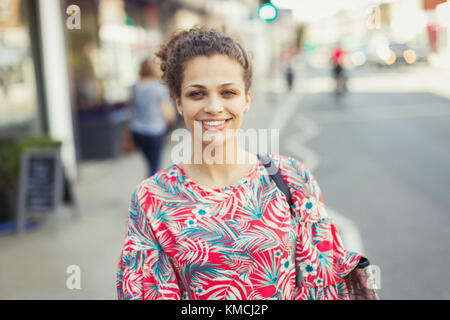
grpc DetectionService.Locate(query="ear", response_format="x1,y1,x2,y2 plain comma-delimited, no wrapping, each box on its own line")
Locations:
175,97,183,115
244,90,252,113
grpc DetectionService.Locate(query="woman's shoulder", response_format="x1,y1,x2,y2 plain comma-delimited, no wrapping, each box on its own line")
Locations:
133,164,179,201
266,153,309,174
266,153,318,195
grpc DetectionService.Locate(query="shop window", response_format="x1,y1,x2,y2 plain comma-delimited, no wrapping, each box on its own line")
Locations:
0,0,40,138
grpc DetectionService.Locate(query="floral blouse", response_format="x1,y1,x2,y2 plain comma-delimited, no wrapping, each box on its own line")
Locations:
116,154,362,300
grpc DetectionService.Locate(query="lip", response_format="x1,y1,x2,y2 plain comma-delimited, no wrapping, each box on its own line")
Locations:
196,118,231,131
197,118,231,121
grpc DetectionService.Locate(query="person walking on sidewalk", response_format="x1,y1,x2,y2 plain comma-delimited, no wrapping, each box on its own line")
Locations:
331,44,347,96
117,27,373,300
285,62,295,91
130,58,176,178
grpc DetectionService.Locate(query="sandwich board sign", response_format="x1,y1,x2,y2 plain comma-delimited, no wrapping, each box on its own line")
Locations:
16,149,64,234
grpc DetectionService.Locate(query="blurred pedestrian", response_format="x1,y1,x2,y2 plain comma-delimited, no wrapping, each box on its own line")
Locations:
130,58,176,178
285,63,295,91
117,27,374,301
331,44,347,95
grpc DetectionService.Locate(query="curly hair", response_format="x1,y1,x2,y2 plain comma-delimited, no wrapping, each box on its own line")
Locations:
155,27,253,100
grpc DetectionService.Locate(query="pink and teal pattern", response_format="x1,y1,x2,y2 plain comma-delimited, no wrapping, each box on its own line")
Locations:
117,154,362,300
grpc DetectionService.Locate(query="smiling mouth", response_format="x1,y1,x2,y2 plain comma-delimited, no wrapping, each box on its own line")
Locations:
196,119,231,131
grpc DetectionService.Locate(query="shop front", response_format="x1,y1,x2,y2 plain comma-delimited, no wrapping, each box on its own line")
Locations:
0,0,46,224
65,0,169,160
0,0,77,229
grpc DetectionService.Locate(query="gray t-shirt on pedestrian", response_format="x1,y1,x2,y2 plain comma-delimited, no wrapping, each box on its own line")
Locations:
131,79,169,135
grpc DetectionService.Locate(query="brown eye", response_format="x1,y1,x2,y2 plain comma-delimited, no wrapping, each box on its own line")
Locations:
222,90,237,96
188,91,204,98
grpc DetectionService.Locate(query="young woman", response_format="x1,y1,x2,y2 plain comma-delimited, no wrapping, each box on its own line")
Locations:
117,27,366,300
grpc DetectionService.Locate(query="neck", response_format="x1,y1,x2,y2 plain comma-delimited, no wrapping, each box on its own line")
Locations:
182,136,258,187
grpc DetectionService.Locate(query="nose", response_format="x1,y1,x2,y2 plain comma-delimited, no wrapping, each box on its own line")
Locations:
203,93,224,114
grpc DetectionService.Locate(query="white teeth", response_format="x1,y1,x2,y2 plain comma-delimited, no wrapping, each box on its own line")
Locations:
202,120,226,126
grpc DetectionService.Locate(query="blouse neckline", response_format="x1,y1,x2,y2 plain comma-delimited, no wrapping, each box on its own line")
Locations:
175,161,262,193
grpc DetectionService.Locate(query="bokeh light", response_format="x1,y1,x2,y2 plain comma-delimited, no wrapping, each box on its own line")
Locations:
351,51,367,67
385,50,397,65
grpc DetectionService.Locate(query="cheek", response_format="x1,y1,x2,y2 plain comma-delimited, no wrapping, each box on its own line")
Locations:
180,100,200,120
227,97,247,113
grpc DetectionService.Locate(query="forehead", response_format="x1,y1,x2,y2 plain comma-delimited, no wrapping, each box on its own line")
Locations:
182,54,244,88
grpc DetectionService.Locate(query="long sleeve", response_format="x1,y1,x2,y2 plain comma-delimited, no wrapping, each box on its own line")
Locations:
279,156,362,300
116,186,181,300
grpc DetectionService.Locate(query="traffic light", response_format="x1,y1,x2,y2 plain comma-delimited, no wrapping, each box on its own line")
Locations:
258,2,277,21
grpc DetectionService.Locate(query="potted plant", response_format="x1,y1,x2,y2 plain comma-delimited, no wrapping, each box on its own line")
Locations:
0,138,20,223
19,135,62,151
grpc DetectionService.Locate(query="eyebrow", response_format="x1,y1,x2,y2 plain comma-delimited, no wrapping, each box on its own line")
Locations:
183,82,241,90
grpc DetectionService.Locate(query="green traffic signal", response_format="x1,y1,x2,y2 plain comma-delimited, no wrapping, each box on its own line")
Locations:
258,3,278,21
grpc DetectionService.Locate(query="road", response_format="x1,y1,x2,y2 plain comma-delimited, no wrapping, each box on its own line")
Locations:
277,62,450,299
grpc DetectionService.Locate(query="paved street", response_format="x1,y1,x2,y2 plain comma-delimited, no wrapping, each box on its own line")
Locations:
279,63,450,299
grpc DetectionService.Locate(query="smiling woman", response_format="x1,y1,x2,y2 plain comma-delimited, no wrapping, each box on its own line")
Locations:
116,27,373,300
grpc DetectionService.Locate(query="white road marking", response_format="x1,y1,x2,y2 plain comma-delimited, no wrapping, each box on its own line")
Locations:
270,58,307,136
285,115,320,172
270,85,305,134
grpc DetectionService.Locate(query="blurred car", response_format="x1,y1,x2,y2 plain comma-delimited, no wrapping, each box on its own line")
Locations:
389,43,409,64
377,42,428,67
408,45,428,62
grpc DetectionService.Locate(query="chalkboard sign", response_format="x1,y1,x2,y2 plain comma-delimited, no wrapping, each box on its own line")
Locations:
26,156,56,211
16,149,63,233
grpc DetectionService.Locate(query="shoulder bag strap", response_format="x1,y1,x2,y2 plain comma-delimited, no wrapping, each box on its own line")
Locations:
257,153,294,218
258,153,299,287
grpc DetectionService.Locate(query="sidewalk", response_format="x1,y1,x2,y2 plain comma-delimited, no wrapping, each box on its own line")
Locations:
0,74,290,299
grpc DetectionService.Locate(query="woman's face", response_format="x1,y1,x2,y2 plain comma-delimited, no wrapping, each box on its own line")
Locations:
176,54,251,154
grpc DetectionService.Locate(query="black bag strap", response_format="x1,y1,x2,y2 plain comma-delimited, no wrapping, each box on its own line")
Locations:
258,153,298,286
257,153,294,218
